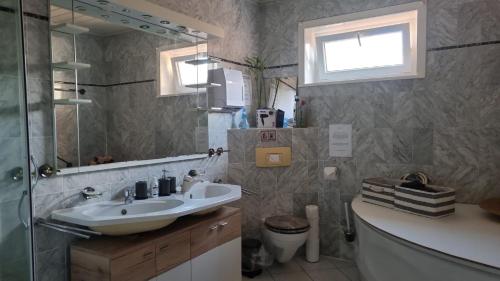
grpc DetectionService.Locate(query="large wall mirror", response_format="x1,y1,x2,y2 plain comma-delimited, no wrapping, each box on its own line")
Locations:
50,0,232,172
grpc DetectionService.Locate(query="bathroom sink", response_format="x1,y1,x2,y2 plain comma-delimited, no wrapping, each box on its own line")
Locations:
51,183,241,235
186,183,234,215
82,200,184,217
188,184,231,199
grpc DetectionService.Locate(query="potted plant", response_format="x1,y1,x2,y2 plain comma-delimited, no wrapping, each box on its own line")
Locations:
244,56,267,108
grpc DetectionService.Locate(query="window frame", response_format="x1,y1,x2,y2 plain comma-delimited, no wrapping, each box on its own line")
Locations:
171,54,208,89
156,43,208,97
298,1,426,87
316,23,411,82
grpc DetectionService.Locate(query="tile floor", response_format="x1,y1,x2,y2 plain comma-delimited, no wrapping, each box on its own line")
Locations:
243,256,361,281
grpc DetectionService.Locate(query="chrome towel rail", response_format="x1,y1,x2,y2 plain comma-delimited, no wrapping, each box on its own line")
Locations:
242,188,258,196
36,218,102,239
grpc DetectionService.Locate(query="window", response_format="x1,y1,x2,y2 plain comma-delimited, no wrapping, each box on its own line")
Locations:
299,2,426,86
157,44,208,96
173,55,208,87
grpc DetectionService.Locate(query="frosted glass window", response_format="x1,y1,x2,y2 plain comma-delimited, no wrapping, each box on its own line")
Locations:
324,30,404,72
176,59,208,86
299,2,426,85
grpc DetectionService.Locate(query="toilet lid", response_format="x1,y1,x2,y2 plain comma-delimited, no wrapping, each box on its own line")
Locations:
265,216,310,234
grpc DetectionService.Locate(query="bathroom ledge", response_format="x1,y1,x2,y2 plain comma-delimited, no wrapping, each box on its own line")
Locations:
352,196,500,270
57,154,208,176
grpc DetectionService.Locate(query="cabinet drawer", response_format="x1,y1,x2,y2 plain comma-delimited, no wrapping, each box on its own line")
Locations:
111,243,155,274
217,212,241,245
191,213,241,258
156,231,190,273
111,259,156,281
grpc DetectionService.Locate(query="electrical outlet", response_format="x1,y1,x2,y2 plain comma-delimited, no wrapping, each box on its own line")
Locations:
260,130,277,142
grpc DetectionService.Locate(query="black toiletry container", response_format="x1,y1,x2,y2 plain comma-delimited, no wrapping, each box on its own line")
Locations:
159,178,171,196
135,181,148,200
168,176,176,194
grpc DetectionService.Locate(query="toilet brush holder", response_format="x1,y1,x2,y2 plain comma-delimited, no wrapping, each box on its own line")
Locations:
344,230,356,242
344,202,356,242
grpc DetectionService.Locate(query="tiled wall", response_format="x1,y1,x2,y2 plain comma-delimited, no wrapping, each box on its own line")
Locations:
227,128,358,258
252,0,500,259
21,0,259,280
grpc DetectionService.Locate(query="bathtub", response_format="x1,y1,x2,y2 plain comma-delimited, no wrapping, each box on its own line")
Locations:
352,196,500,281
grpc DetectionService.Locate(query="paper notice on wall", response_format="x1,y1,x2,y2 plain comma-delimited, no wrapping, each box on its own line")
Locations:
242,74,252,107
329,124,352,157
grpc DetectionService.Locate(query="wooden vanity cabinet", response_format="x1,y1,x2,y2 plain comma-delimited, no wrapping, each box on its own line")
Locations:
70,207,241,281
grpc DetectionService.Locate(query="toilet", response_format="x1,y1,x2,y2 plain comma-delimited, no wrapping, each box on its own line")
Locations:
262,215,310,263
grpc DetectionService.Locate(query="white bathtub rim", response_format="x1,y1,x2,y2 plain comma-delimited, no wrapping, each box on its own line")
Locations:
353,210,500,276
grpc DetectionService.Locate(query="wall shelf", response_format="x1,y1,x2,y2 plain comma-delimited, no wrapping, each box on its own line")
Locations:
193,107,240,113
185,83,221,89
185,58,220,65
51,23,90,35
53,99,92,105
52,62,91,71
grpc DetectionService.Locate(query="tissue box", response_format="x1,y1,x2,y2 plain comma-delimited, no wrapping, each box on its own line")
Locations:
394,185,455,218
362,178,406,208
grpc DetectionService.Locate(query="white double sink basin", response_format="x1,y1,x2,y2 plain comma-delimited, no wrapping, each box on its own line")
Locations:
51,182,241,236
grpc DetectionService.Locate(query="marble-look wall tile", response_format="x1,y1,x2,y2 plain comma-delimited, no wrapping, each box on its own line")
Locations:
457,0,500,45
0,76,22,138
23,16,50,81
35,247,67,281
392,128,413,164
22,0,48,16
413,128,433,165
427,0,458,49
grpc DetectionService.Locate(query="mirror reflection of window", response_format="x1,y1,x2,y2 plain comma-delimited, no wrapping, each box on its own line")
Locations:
158,43,208,96
268,77,297,121
175,58,208,86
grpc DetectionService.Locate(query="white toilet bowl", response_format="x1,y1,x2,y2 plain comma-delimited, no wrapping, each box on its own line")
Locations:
262,215,310,263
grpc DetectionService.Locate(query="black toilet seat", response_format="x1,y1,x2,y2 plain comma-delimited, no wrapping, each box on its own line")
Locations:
264,215,310,234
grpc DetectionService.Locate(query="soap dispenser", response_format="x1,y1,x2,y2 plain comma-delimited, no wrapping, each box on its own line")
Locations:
158,170,171,197
150,176,159,198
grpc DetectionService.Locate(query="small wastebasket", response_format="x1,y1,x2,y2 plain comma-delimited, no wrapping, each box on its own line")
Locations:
242,239,263,278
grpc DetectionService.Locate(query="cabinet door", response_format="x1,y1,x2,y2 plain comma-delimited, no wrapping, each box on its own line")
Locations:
192,238,241,281
156,261,191,281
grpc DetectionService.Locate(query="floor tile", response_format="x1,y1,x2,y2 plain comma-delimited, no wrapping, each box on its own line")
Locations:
307,269,351,281
338,266,361,281
294,256,337,272
268,259,303,275
328,257,356,269
272,271,313,281
242,269,274,281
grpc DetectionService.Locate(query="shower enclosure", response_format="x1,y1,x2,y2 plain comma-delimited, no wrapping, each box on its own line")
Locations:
0,0,34,280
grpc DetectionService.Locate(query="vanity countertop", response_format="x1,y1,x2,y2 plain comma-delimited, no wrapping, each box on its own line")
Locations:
352,196,500,270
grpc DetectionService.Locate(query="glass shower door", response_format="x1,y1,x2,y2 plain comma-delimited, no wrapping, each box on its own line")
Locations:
0,0,33,280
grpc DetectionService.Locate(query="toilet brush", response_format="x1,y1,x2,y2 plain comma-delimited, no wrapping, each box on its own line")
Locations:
344,202,356,242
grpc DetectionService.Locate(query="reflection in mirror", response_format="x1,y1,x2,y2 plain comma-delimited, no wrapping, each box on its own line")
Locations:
267,77,297,127
50,0,210,170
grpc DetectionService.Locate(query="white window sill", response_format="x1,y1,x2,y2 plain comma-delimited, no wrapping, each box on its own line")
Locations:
299,72,424,88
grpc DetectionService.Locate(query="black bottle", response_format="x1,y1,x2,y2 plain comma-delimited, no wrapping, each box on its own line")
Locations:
135,181,148,200
159,170,171,197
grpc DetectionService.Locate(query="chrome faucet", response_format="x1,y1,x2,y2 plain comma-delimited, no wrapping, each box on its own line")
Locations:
124,188,134,205
81,187,103,200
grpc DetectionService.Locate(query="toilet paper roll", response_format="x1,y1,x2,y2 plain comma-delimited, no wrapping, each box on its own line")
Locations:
305,204,320,262
306,205,319,239
306,205,319,220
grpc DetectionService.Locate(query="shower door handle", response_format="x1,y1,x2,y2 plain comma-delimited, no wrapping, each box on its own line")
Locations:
18,190,29,229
